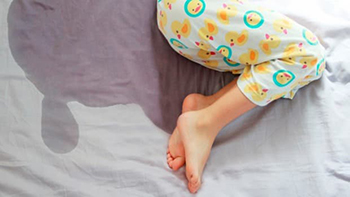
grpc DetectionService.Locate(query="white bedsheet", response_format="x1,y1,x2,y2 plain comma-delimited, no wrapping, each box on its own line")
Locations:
1,0,349,196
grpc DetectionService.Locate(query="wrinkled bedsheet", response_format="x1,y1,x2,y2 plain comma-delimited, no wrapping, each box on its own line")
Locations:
1,0,349,196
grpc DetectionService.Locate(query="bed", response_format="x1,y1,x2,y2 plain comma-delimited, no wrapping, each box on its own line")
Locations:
1,0,349,196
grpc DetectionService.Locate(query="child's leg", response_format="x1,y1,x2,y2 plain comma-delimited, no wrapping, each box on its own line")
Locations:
160,0,326,193
182,77,239,113
168,78,256,193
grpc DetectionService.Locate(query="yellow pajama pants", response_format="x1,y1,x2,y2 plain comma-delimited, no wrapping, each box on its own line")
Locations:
157,0,326,106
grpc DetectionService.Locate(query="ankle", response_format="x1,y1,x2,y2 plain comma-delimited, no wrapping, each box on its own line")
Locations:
195,111,210,129
206,95,216,103
195,110,221,136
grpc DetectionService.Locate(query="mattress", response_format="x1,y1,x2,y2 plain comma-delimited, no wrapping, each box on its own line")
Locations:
1,0,349,196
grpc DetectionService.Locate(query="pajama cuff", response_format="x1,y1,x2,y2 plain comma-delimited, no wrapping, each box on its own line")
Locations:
236,78,270,107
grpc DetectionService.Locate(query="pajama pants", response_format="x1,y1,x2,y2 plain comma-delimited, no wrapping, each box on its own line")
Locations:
157,0,326,106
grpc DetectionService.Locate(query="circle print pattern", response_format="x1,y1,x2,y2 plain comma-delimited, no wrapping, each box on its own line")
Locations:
170,38,188,49
316,58,326,76
184,0,206,18
273,70,295,87
217,45,232,59
302,29,319,45
244,10,264,29
224,57,240,67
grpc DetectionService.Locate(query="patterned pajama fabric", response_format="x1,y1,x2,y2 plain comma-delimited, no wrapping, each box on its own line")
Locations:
157,0,326,106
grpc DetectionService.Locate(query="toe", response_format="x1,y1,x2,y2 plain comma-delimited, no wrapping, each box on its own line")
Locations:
167,153,174,168
186,166,201,193
169,160,174,168
189,173,200,186
188,173,201,193
170,157,185,171
188,180,201,193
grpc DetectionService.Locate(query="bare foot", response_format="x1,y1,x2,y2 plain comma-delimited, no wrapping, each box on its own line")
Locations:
177,111,216,193
167,94,214,171
168,111,214,193
166,77,250,193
